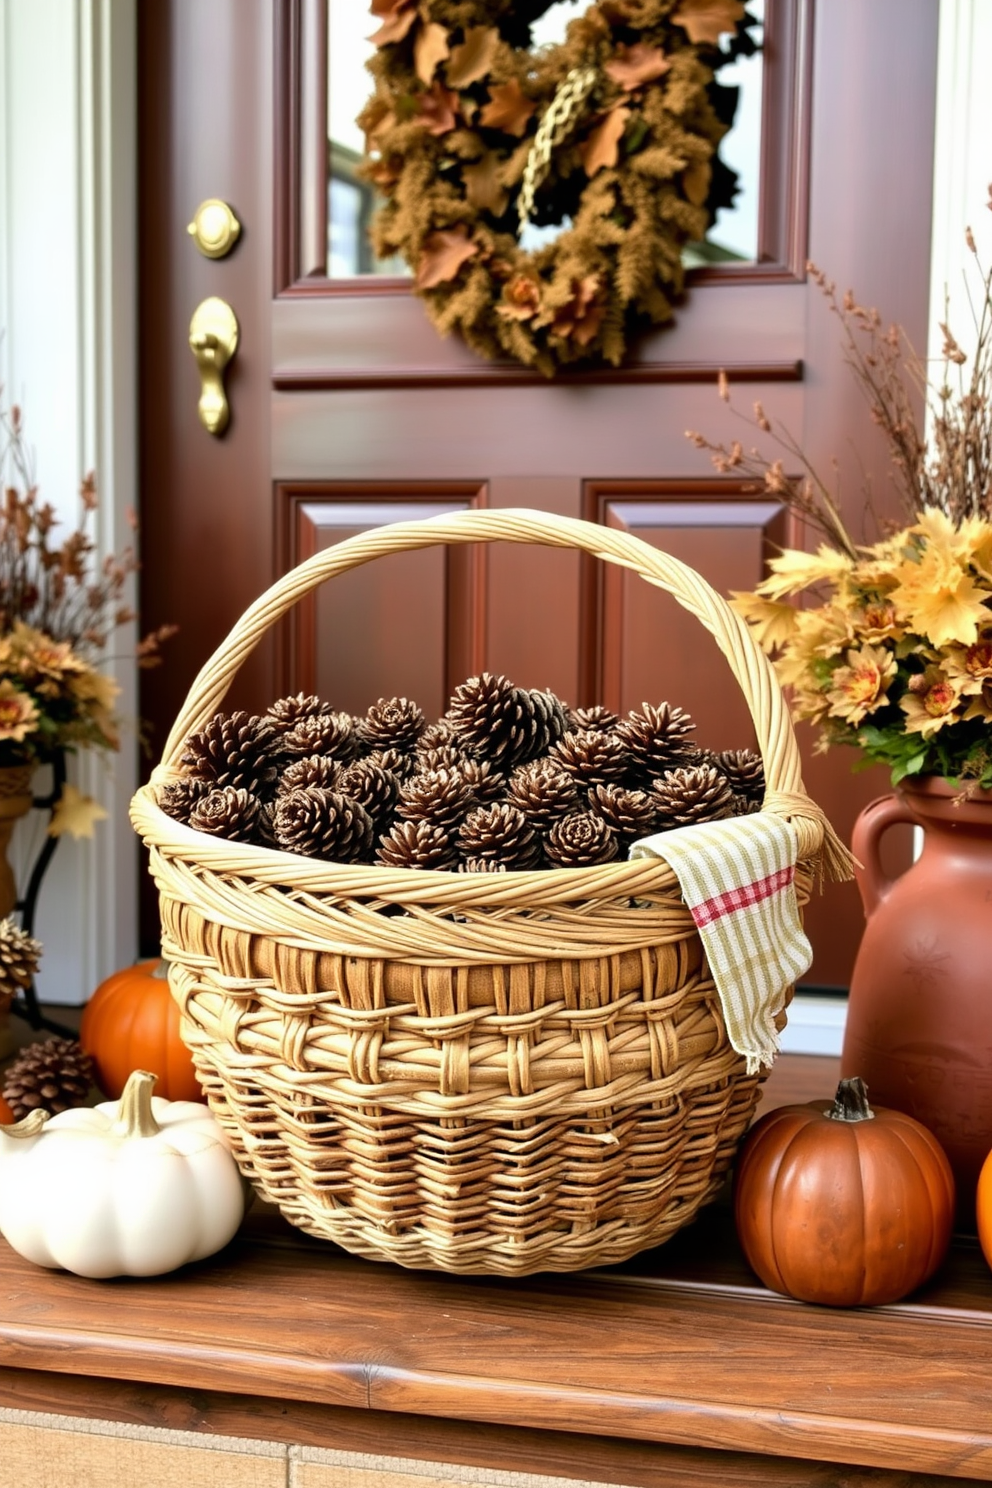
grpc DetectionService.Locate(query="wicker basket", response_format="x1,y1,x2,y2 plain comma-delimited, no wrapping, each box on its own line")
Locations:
131,509,846,1276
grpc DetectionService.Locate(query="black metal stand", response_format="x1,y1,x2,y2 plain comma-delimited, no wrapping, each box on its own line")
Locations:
7,750,78,1037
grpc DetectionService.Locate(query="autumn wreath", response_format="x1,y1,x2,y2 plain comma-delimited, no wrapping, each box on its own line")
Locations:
359,0,757,374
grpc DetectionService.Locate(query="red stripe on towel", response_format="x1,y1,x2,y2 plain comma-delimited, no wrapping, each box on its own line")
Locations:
690,865,795,929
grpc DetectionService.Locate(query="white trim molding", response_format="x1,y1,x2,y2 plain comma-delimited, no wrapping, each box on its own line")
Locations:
0,0,137,1004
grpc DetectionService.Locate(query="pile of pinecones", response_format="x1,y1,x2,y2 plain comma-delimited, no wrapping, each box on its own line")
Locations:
157,674,764,872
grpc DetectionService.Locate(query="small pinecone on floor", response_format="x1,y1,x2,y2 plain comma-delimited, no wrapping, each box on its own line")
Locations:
545,812,619,868
455,757,505,804
550,729,628,789
447,673,554,772
278,754,340,796
0,918,42,1012
357,697,426,754
713,748,766,807
378,818,456,869
279,711,355,762
337,759,400,829
265,693,334,729
180,711,280,797
188,786,263,842
272,788,374,862
458,803,541,870
398,768,477,832
615,702,697,780
506,759,579,831
568,705,619,734
653,764,735,827
588,783,658,844
365,746,417,782
157,777,210,823
3,1037,95,1118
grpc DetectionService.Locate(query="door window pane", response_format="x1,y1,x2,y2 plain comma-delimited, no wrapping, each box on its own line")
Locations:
327,0,764,279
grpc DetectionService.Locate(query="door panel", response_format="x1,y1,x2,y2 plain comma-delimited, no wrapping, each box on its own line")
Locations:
138,0,940,990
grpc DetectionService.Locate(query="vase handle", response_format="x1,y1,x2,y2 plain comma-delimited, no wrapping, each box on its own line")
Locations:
852,793,917,920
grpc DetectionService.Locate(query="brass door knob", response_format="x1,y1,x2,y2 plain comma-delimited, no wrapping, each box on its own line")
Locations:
187,199,241,259
189,297,239,436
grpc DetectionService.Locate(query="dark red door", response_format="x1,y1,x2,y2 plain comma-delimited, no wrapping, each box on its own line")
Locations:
137,0,939,982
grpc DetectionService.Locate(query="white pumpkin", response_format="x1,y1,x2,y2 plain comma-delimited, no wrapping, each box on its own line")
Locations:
0,1069,246,1278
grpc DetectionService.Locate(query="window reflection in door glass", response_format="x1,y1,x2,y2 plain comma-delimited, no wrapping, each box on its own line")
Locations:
327,0,764,279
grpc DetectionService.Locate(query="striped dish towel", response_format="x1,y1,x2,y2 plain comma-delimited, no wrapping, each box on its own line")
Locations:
630,813,812,1073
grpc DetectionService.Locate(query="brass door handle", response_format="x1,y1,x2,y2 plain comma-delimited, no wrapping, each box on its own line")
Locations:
189,297,239,435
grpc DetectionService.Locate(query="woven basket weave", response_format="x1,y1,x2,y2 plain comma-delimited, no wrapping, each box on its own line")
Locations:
131,509,847,1276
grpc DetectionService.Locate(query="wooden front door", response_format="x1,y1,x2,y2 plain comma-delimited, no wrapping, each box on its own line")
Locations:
137,0,939,982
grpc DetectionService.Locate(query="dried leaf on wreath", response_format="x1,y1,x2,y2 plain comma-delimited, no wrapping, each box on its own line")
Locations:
415,82,460,136
479,80,537,138
548,275,605,347
604,43,671,92
48,784,109,841
445,26,499,89
369,0,418,48
670,0,745,45
415,228,480,289
462,151,510,215
498,137,534,187
414,22,450,85
683,159,712,206
580,106,630,177
360,96,397,149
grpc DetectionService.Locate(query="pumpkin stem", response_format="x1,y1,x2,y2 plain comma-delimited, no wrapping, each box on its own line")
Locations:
828,1076,875,1123
152,959,170,980
114,1070,162,1138
0,1108,50,1141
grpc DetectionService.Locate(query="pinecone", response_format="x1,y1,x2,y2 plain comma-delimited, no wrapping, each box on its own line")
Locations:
419,719,459,751
3,1037,95,1118
157,777,210,823
0,918,42,1011
398,768,477,832
279,711,356,762
615,703,697,780
366,746,417,781
458,857,508,874
653,764,735,827
415,744,465,774
458,803,541,870
713,748,766,806
179,711,280,797
506,759,579,831
337,759,401,828
588,783,658,844
569,704,619,734
378,819,456,869
447,673,548,770
550,729,628,789
357,697,426,754
265,693,334,728
545,812,619,868
527,688,569,753
278,754,340,796
272,788,374,862
455,757,506,804
188,786,263,842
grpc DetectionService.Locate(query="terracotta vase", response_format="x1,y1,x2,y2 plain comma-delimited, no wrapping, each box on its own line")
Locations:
0,764,34,921
841,776,992,1221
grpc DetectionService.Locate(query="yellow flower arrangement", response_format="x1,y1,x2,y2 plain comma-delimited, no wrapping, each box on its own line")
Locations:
689,190,992,791
0,398,173,821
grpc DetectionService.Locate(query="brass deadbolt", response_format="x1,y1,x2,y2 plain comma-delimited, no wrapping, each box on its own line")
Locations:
187,199,241,259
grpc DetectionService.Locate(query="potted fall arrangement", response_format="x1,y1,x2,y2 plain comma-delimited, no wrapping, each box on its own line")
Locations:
0,395,172,1023
690,191,992,1205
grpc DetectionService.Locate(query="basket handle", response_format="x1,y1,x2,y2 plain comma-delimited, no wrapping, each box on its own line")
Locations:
156,508,848,875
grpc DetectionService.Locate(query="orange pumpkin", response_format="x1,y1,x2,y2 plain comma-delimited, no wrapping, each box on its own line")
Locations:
80,959,202,1102
977,1150,992,1270
734,1076,955,1308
